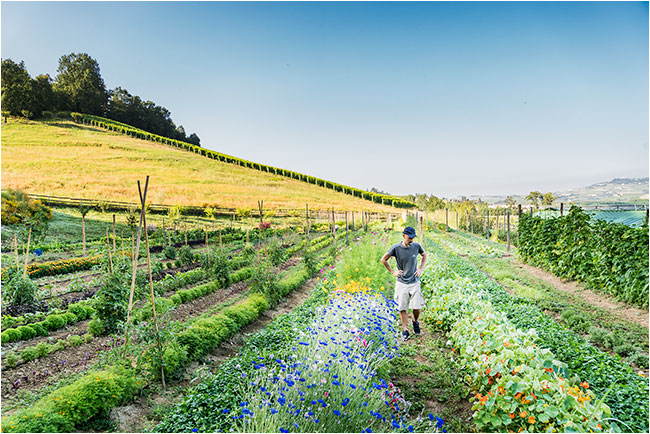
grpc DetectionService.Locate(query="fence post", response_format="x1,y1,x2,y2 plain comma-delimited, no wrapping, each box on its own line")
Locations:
560,202,564,216
455,211,459,236
507,210,511,255
445,208,449,232
345,211,348,243
471,211,474,234
518,204,522,218
486,210,490,243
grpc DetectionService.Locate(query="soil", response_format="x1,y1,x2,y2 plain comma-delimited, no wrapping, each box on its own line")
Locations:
513,259,649,329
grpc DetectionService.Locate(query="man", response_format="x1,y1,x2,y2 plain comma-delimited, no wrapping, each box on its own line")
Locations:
380,226,427,341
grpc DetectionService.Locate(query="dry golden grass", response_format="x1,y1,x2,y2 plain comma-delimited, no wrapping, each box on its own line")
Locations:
2,119,397,212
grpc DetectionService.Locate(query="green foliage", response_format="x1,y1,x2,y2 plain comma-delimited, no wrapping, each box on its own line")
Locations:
241,243,256,260
248,259,280,305
177,245,194,266
336,236,391,291
205,250,231,288
94,272,129,335
264,238,286,266
44,314,67,331
2,328,22,343
66,334,84,347
0,366,137,433
630,353,649,369
20,346,39,362
53,52,108,115
1,189,53,233
87,318,105,336
16,325,37,340
3,273,39,306
162,245,176,260
146,340,188,382
519,206,649,308
5,351,19,368
301,239,318,275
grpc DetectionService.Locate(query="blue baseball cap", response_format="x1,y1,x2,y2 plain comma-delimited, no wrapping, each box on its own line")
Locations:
403,226,417,238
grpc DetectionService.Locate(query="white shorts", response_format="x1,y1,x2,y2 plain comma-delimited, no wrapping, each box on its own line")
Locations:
393,280,425,311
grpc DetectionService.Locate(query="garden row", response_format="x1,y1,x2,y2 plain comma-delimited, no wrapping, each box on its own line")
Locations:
71,112,414,208
0,240,336,433
518,206,649,308
422,237,649,432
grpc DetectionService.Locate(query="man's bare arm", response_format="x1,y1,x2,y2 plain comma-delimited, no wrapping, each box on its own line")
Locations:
414,251,427,277
381,253,403,277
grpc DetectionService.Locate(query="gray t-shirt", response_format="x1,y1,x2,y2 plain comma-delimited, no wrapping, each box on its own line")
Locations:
386,242,425,284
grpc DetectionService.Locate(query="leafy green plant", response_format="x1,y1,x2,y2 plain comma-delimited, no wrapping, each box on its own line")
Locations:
177,245,194,265
630,353,649,369
94,272,130,335
20,346,39,362
248,259,280,305
5,351,19,368
162,245,176,260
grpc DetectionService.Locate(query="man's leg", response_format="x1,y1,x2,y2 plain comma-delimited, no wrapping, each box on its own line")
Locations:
399,310,409,331
412,309,421,322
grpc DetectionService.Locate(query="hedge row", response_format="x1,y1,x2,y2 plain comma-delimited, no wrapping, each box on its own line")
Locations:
0,365,138,433
72,113,415,209
518,206,649,308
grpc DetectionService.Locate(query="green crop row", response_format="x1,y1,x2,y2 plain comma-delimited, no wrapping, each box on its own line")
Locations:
420,263,611,433
1,301,95,344
0,365,138,433
4,333,93,368
72,113,415,209
424,239,649,432
518,206,649,308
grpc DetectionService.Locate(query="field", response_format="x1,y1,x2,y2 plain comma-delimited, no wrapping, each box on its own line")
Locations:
1,119,398,212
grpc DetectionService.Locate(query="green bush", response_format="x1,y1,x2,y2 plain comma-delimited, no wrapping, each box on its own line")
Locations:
16,325,37,340
87,318,105,336
5,351,19,368
64,312,78,324
207,250,231,288
147,341,188,382
630,353,649,369
163,245,176,260
35,342,53,357
166,261,174,269
174,258,182,268
249,260,280,305
1,328,22,343
178,315,237,361
83,333,93,343
613,343,636,358
170,294,182,305
0,366,138,433
67,335,83,347
44,314,66,331
95,272,129,334
68,303,88,320
3,274,39,306
30,322,48,337
588,327,610,348
20,346,39,362
178,245,195,266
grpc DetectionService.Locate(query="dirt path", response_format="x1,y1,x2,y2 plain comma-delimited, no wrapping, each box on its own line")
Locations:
513,259,649,329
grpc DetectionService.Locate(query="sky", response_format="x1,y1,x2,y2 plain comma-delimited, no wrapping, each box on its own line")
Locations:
2,1,648,198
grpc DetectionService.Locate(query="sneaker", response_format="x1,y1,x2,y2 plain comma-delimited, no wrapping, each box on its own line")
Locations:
402,330,410,341
413,321,421,336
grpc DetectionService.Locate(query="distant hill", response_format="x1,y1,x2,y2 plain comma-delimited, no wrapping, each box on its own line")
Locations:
465,178,649,205
0,118,401,212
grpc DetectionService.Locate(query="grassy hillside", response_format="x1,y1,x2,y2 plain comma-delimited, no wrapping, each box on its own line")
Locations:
1,118,397,212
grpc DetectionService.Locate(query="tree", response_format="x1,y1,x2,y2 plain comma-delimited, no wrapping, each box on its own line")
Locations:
187,133,201,147
542,192,557,206
1,59,32,116
525,191,543,208
54,53,108,115
504,196,517,208
30,74,55,116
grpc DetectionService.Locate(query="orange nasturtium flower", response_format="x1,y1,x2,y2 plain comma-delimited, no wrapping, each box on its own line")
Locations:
528,416,535,424
519,411,527,418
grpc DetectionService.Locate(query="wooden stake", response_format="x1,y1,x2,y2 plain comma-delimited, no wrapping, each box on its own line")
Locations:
507,210,511,255
106,227,114,274
219,229,223,253
112,214,117,253
162,218,166,247
13,234,19,269
23,227,32,278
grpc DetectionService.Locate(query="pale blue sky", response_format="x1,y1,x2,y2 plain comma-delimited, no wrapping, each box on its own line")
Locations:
2,1,648,197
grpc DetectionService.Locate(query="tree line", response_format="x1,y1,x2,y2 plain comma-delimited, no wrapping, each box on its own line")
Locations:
1,53,200,146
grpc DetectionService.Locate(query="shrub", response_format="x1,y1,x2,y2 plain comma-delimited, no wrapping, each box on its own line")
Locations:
16,325,37,340
35,342,54,357
5,351,19,368
30,322,49,337
613,343,636,358
178,245,194,266
205,250,231,288
248,260,280,305
67,335,83,347
44,314,66,331
163,245,176,260
68,303,88,320
87,318,105,336
630,353,649,369
95,273,129,334
0,366,138,433
166,261,174,269
174,259,182,268
3,274,39,306
20,346,39,362
0,189,53,229
147,341,188,382
64,312,78,324
2,328,22,343
265,239,285,266
83,333,93,343
588,327,610,348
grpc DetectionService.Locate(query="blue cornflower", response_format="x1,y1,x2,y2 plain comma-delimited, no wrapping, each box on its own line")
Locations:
280,428,289,433
333,410,341,416
392,420,400,429
240,402,248,407
311,400,317,405
342,398,350,407
271,408,278,414
192,429,198,433
332,380,340,386
222,409,230,414
408,426,413,432
350,383,357,389
436,417,444,428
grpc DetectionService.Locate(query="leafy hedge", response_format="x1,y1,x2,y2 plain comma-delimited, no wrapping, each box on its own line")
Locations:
426,241,649,432
518,206,649,308
0,366,137,433
72,113,415,208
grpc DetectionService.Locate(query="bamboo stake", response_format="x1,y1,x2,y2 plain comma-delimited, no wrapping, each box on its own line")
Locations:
105,228,114,275
219,229,223,253
13,234,19,269
121,229,125,256
137,178,166,389
23,227,32,278
112,214,117,253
